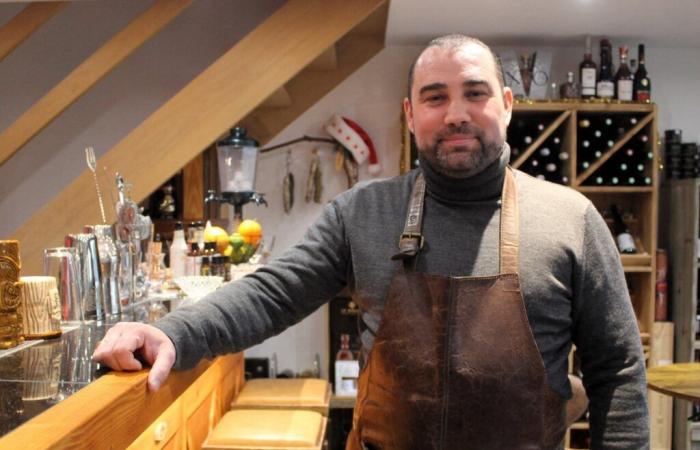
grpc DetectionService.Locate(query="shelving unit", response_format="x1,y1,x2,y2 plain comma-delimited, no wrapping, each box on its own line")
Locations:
509,101,659,450
668,178,700,450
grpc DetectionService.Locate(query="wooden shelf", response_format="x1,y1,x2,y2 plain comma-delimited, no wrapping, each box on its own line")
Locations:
514,100,655,113
330,394,356,409
576,186,654,194
621,253,653,271
569,421,590,430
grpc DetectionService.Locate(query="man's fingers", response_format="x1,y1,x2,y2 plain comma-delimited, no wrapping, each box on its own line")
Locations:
111,333,145,371
92,324,144,372
148,344,176,392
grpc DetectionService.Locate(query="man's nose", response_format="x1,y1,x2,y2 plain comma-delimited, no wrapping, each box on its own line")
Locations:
443,98,472,127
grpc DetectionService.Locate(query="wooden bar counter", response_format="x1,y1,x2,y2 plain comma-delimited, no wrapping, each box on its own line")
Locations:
0,322,244,450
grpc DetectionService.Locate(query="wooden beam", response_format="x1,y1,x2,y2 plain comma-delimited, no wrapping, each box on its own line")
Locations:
308,45,338,71
0,0,193,167
0,1,67,62
241,34,385,146
261,86,293,108
12,0,387,274
239,1,389,145
182,154,204,219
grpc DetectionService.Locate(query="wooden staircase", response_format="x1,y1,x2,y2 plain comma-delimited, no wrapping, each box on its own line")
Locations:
4,0,389,274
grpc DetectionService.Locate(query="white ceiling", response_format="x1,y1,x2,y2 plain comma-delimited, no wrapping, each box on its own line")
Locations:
386,0,700,49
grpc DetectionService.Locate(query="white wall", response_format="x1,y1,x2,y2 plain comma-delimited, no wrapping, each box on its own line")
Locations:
2,1,699,377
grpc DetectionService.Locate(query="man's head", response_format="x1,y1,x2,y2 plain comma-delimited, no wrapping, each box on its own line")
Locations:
404,34,513,178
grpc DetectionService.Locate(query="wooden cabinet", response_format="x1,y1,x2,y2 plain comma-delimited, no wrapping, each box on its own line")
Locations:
509,101,658,449
668,178,700,450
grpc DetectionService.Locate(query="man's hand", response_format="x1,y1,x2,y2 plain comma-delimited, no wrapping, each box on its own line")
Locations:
92,322,176,392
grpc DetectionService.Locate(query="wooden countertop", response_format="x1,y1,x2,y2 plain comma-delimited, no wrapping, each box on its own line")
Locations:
0,351,243,449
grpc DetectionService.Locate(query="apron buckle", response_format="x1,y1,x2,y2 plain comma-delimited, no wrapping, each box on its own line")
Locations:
391,233,424,260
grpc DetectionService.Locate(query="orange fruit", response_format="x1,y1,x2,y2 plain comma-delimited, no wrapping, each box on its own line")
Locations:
237,219,262,245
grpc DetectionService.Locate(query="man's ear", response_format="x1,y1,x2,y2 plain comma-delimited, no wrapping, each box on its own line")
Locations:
403,97,415,133
502,86,513,126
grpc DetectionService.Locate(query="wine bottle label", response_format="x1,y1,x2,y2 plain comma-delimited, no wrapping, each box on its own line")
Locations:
617,232,636,253
581,68,596,95
617,80,633,101
597,81,614,98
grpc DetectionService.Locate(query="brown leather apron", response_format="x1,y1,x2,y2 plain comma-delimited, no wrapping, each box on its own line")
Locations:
346,168,566,450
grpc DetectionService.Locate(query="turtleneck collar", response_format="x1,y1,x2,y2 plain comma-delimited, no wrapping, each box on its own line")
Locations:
419,143,510,204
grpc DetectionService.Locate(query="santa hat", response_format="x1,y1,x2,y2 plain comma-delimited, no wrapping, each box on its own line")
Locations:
325,114,381,175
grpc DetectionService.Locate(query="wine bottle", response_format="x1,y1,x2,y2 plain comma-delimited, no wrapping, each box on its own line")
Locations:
580,36,597,99
633,44,651,102
610,204,637,253
597,39,615,99
615,46,633,101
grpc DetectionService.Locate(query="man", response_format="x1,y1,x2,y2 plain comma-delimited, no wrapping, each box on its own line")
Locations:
93,35,648,449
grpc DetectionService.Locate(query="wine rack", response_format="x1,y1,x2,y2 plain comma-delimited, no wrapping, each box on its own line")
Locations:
508,101,658,450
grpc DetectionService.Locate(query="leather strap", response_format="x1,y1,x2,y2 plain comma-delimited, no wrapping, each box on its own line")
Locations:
392,168,519,274
391,173,426,260
499,168,519,274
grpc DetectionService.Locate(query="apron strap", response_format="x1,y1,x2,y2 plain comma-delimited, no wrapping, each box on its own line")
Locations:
499,167,519,274
391,168,519,273
391,173,426,260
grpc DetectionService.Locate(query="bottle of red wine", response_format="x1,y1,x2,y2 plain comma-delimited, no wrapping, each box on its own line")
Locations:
633,44,651,102
615,46,633,101
580,36,597,99
597,39,615,99
610,204,637,253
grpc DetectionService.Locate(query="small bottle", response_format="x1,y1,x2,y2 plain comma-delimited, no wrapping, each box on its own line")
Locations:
170,222,188,279
187,242,200,276
596,39,615,99
610,204,637,254
633,44,651,102
560,71,580,99
615,46,634,101
580,36,597,99
336,334,354,361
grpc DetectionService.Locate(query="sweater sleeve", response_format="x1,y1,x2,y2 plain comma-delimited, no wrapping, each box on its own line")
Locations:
572,203,649,449
154,200,350,370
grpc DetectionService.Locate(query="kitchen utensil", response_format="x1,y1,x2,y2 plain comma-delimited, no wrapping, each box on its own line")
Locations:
85,146,107,224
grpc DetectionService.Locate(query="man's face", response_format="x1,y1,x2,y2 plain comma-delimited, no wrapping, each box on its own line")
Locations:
404,44,513,178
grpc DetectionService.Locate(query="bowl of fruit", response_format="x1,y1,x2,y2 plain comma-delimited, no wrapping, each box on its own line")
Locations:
207,219,262,265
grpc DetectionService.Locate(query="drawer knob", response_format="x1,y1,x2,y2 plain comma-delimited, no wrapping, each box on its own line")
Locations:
154,421,168,442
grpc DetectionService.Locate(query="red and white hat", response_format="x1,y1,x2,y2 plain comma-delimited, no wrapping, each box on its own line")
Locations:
325,114,381,175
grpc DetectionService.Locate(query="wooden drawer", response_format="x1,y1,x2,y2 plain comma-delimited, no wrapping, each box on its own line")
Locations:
128,398,183,450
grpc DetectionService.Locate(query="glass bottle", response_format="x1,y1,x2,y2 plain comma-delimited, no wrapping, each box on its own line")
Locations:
579,36,597,99
609,204,637,253
633,44,651,102
615,46,633,101
336,334,354,361
560,71,580,99
596,39,615,99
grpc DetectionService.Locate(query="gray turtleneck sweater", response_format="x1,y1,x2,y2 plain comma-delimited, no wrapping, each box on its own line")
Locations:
155,146,648,449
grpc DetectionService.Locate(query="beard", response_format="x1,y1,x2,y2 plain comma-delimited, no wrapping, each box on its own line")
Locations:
417,123,504,178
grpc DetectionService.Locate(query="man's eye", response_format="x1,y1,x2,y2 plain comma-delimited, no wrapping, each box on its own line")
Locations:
467,91,487,99
426,95,445,102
